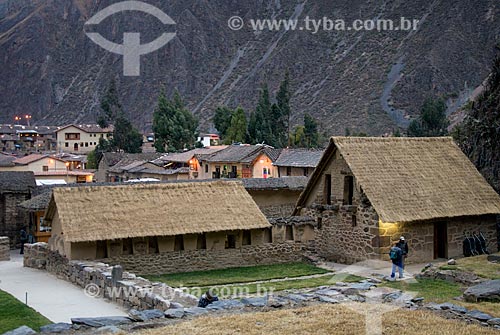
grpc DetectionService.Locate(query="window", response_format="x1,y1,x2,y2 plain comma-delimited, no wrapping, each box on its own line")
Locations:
85,142,88,147
317,217,323,229
80,142,83,147
42,166,48,172
352,215,357,227
149,237,159,254
344,176,354,205
286,166,292,176
65,142,69,147
226,234,236,249
285,226,294,241
303,167,309,176
264,228,273,243
231,166,237,178
122,238,133,255
324,174,332,205
65,133,80,140
205,164,208,173
174,235,184,251
197,234,207,250
242,231,251,246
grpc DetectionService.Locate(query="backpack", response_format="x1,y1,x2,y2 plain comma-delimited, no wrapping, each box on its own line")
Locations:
389,246,402,260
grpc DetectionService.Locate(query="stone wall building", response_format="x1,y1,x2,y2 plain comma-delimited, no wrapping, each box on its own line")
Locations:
0,171,36,248
44,180,311,274
294,137,500,264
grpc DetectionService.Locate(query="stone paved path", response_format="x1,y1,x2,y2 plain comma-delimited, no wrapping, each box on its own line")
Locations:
0,251,127,323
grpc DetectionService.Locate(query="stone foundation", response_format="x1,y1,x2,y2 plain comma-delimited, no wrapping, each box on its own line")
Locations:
0,236,9,261
103,241,307,275
23,243,197,311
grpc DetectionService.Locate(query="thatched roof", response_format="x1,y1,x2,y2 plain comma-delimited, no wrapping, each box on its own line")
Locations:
0,171,36,193
45,180,270,242
295,137,500,223
19,192,52,211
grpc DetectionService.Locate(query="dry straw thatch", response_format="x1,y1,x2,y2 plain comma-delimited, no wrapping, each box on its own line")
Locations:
297,137,500,223
45,180,270,243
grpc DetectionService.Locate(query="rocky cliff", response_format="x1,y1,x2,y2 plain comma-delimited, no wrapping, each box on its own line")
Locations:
0,0,498,135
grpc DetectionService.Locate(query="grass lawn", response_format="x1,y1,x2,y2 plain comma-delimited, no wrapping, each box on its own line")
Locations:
136,304,499,335
382,278,463,303
0,290,51,333
438,254,500,280
142,262,330,287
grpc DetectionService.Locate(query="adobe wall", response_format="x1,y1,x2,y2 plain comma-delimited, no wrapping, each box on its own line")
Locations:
103,241,307,275
0,193,30,249
247,189,302,218
0,236,9,261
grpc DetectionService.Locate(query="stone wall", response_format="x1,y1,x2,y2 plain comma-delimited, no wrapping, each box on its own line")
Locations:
103,241,307,275
0,236,9,261
378,215,499,263
0,193,30,249
23,243,197,311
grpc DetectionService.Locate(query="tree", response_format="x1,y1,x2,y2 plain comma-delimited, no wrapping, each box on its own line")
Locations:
153,90,199,153
291,125,306,147
407,98,449,137
87,150,98,169
304,113,319,148
249,84,274,145
275,72,291,147
225,107,247,144
112,114,143,153
98,79,121,128
213,106,233,139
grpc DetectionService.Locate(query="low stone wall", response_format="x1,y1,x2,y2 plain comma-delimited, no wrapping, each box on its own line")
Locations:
0,236,9,261
103,241,307,275
23,243,197,311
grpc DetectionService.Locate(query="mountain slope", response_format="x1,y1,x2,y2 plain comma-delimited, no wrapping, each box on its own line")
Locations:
0,0,499,135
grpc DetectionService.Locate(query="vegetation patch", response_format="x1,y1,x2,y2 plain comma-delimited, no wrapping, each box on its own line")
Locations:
382,278,463,303
0,290,51,333
142,262,330,287
438,254,500,280
135,304,499,335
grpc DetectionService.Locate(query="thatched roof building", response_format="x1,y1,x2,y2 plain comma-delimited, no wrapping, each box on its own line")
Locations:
294,137,500,264
45,180,270,243
296,137,500,223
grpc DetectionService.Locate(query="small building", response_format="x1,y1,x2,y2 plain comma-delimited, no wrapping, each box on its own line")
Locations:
294,137,500,264
199,145,281,179
42,181,305,273
99,153,163,182
55,124,114,154
155,147,227,179
18,192,52,243
197,133,220,147
274,149,323,177
0,171,36,248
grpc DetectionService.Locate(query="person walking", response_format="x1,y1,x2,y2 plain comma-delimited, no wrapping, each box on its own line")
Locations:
389,244,403,280
396,236,409,269
19,227,28,255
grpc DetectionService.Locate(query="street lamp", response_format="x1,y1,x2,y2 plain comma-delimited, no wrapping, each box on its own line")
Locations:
14,116,21,124
25,115,32,127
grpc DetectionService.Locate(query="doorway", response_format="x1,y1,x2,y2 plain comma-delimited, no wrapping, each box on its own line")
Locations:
434,222,448,259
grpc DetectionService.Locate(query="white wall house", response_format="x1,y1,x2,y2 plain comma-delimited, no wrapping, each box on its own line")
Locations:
56,124,113,154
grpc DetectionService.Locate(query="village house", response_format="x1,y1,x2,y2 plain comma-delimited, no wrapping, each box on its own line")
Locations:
43,181,308,274
19,191,52,243
197,133,221,147
96,153,163,182
199,144,281,179
154,147,227,179
274,148,323,177
293,137,500,264
0,154,94,184
0,171,36,248
55,124,113,154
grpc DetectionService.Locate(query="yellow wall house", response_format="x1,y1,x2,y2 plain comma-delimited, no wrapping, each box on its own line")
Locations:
0,154,93,183
56,124,113,154
44,180,271,260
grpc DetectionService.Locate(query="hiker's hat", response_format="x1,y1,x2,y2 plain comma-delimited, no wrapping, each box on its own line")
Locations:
400,236,405,241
